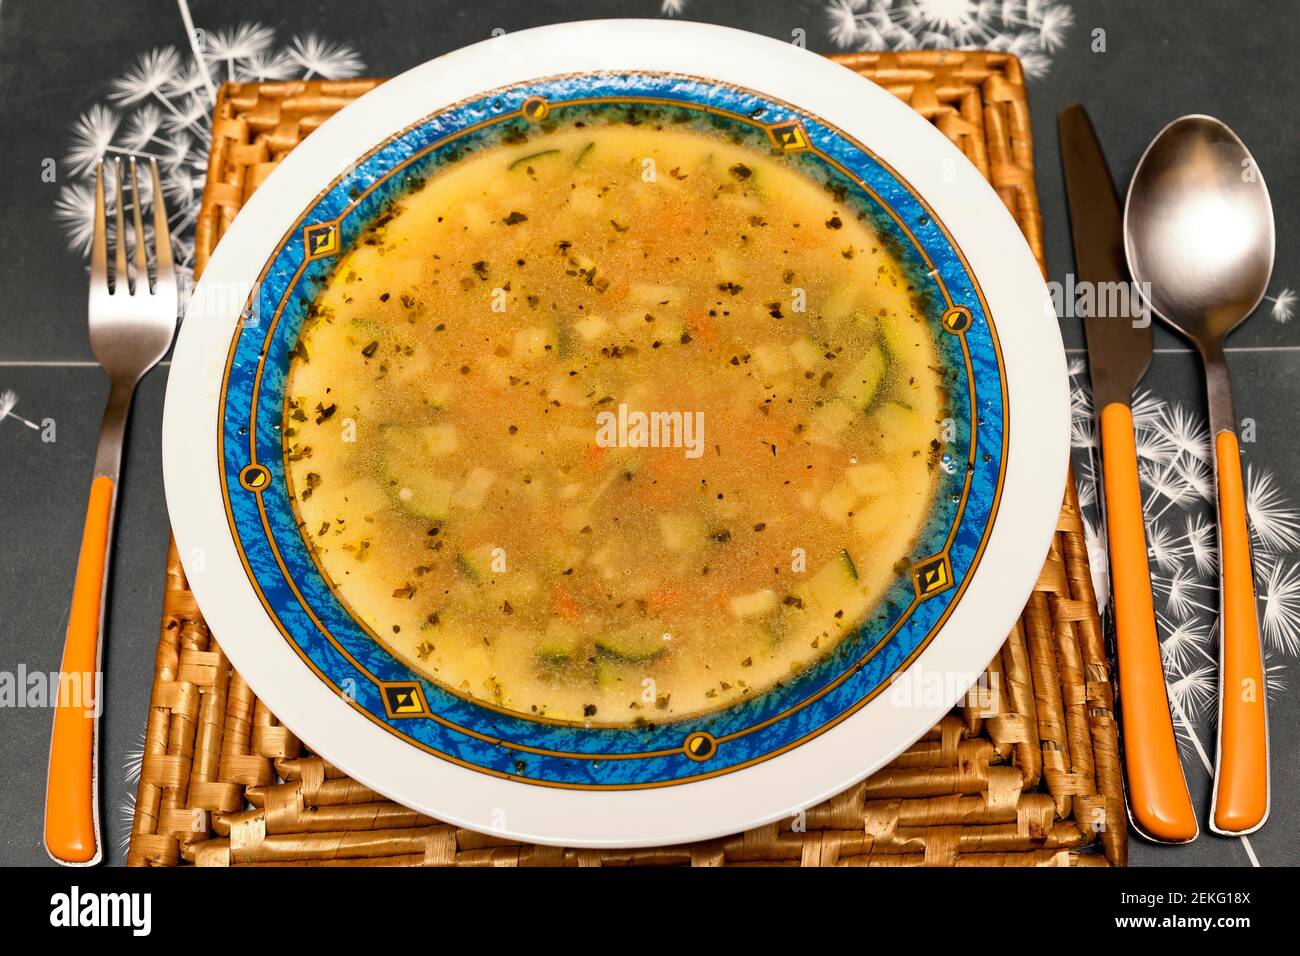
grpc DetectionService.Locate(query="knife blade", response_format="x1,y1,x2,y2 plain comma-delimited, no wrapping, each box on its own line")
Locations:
1058,103,1198,844
1060,103,1152,407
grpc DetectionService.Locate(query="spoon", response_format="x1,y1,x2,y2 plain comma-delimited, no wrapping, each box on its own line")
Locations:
1124,115,1273,836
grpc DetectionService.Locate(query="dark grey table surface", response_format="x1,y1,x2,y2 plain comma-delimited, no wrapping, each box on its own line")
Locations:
1,0,1296,867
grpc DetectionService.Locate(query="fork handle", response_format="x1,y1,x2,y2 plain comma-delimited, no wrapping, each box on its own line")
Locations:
44,380,131,866
1100,402,1198,843
1210,429,1270,834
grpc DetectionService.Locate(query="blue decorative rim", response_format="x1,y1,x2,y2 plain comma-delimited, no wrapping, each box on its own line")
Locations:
218,72,1007,789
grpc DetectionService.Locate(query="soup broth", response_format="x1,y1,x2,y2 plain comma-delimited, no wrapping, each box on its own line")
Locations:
284,116,945,724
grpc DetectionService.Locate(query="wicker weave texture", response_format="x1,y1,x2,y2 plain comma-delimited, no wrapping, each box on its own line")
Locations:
130,52,1125,867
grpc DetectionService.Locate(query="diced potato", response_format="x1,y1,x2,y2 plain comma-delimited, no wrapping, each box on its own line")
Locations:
809,400,856,444
335,477,391,519
821,281,859,322
846,462,894,498
458,200,490,232
869,402,922,453
850,496,899,542
729,589,777,619
453,467,497,510
629,283,683,306
818,481,858,523
659,513,705,552
752,344,792,376
514,326,553,359
789,337,822,371
574,315,609,340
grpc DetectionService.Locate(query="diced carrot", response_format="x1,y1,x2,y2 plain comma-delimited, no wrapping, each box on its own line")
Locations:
584,443,609,471
552,588,579,621
644,586,683,612
686,309,719,344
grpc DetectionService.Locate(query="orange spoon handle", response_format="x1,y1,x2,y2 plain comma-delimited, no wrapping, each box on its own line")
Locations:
1210,430,1270,834
1100,402,1198,842
44,474,115,865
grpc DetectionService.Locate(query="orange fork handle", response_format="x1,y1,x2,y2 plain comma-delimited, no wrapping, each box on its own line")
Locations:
44,474,113,865
1212,431,1269,833
1100,402,1198,842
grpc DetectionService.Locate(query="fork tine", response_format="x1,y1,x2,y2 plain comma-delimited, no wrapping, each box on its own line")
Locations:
90,162,108,292
128,157,149,292
111,158,128,292
148,159,174,283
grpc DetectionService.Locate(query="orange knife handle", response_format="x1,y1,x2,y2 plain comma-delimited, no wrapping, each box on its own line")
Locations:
1211,430,1270,834
44,474,115,865
1099,402,1198,842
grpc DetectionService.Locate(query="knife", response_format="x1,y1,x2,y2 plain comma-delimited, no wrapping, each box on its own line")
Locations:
1058,103,1198,844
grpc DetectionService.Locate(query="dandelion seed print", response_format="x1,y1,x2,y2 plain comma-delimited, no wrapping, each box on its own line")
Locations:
1261,560,1300,656
117,792,137,853
1265,287,1295,324
825,0,1075,78
0,390,41,432
53,18,366,306
1069,361,1300,857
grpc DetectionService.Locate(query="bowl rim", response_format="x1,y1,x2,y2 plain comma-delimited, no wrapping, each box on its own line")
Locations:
164,18,1068,848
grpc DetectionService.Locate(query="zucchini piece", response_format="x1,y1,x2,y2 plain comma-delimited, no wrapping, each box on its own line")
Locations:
877,311,929,361
538,620,580,663
388,474,452,520
793,549,859,611
595,624,668,662
838,345,886,409
728,588,778,619
508,148,561,171
553,315,575,359
574,142,594,167
348,316,388,338
381,426,455,519
455,545,496,583
423,382,451,411
594,658,625,689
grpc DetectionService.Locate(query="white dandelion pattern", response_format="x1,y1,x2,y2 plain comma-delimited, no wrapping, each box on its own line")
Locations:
0,389,41,432
825,0,1075,78
1265,287,1295,324
53,12,366,304
1070,365,1300,831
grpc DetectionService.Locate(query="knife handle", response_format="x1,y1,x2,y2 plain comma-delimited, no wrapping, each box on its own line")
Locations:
1099,402,1198,843
1210,430,1270,834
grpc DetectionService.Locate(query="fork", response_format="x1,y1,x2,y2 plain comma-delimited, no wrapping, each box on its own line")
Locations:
44,158,177,865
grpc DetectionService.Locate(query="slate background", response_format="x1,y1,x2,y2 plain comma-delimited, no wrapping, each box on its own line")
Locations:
0,0,1296,867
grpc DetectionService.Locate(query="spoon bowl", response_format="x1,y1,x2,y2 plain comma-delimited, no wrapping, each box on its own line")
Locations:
1124,114,1274,343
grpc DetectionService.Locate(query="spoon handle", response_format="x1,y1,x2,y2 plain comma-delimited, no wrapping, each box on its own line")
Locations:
1099,402,1198,842
1210,428,1271,834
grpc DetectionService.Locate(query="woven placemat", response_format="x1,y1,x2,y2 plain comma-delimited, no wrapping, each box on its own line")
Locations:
128,51,1126,867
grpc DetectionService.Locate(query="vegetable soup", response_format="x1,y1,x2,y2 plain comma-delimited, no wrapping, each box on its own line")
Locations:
284,116,945,725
